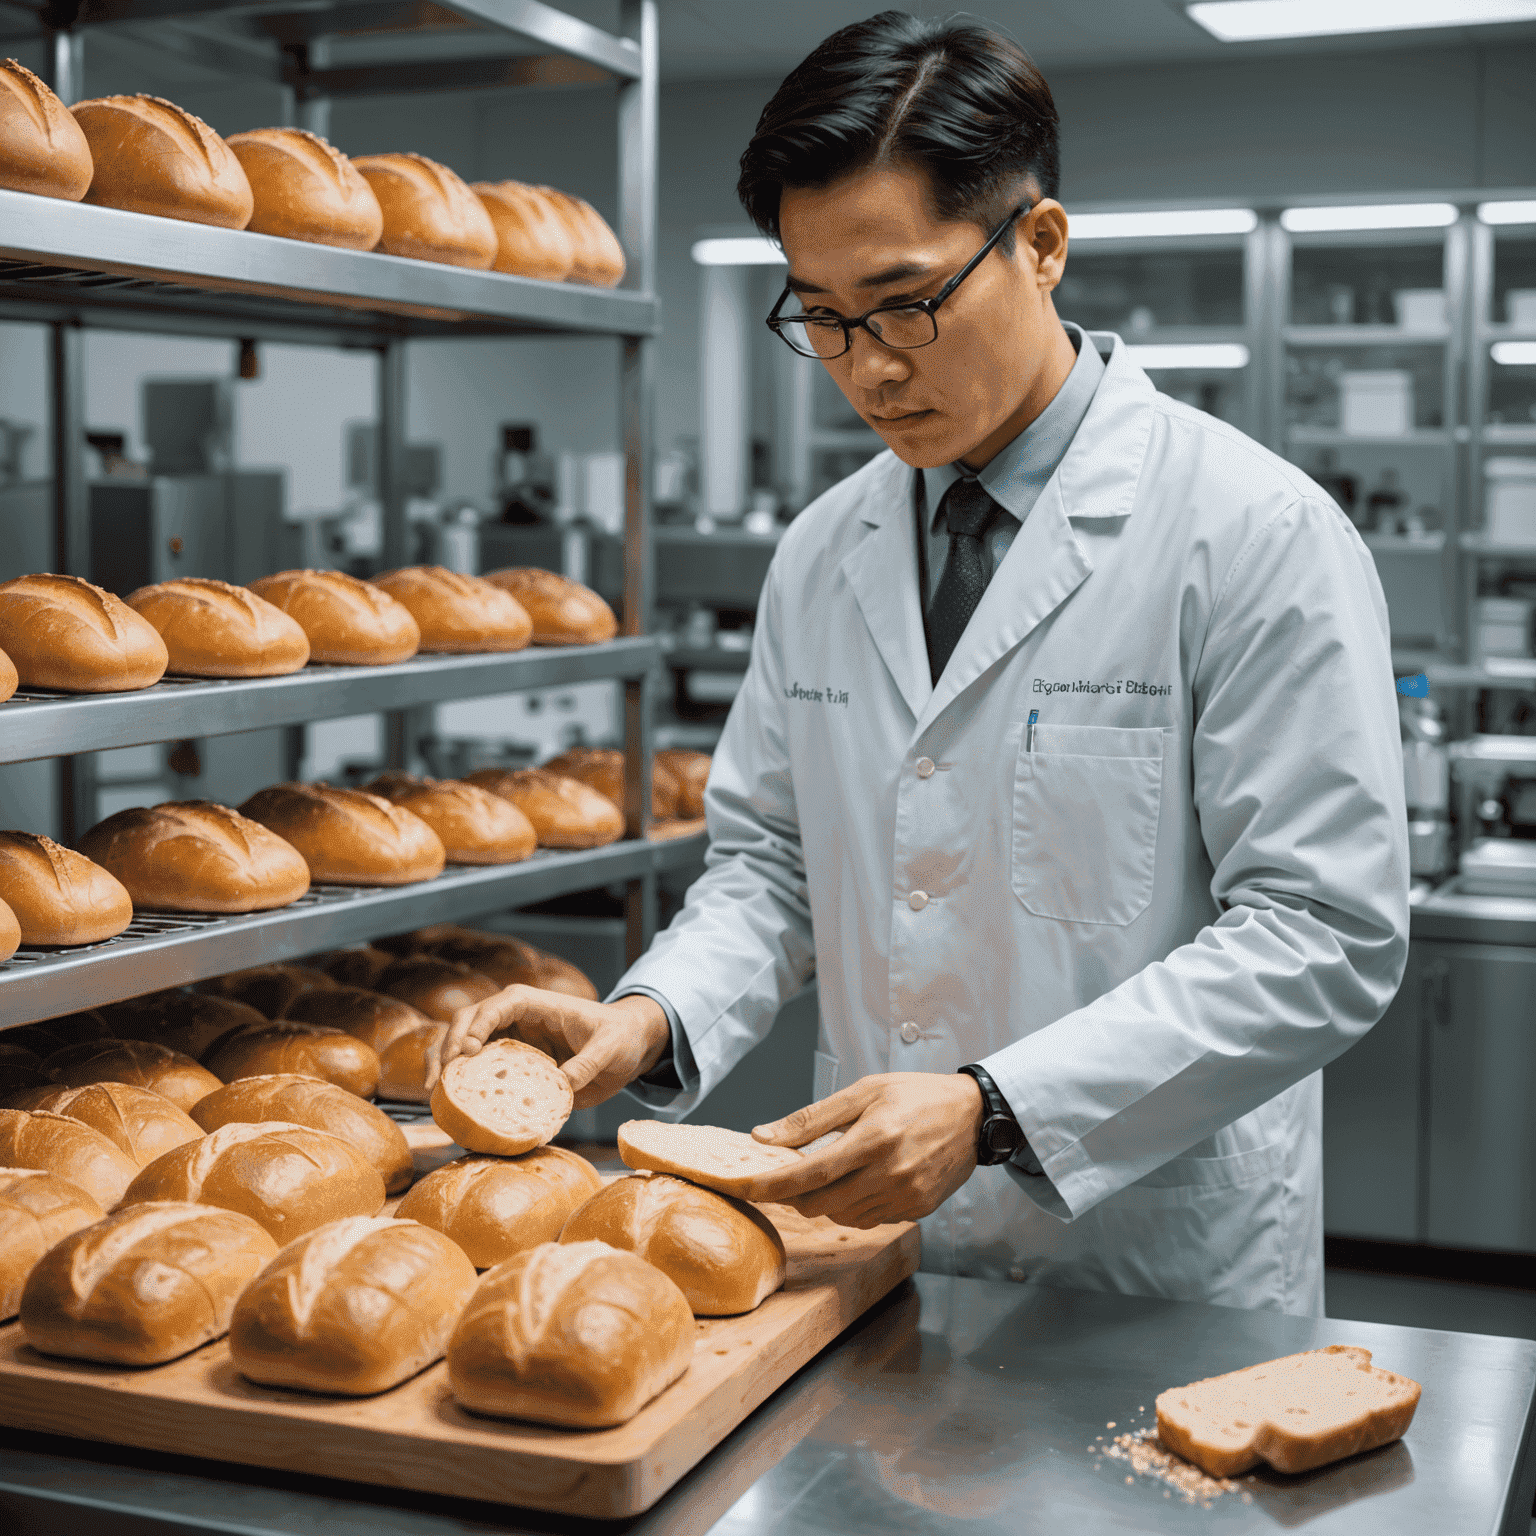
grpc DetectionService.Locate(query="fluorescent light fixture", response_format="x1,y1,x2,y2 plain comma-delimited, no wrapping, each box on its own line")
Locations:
1128,343,1250,370
1069,208,1256,240
1280,202,1457,233
1188,0,1536,44
1492,342,1536,366
691,237,786,266
1480,200,1536,226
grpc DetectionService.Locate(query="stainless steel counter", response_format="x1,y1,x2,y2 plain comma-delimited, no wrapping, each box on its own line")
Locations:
2,1274,1532,1535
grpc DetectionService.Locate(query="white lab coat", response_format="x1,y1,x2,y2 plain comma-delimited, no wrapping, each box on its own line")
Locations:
619,332,1409,1316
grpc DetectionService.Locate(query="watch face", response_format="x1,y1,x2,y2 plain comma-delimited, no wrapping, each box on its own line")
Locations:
982,1115,1023,1158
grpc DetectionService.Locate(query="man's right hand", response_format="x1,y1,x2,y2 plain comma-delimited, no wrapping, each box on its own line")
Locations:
427,987,672,1109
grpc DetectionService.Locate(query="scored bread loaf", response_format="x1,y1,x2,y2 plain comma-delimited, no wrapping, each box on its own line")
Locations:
656,749,711,820
195,961,335,1019
230,1215,477,1394
0,830,133,945
225,127,383,249
397,1146,601,1268
20,1202,277,1364
125,578,309,678
0,1107,141,1208
617,1120,806,1200
362,773,536,865
353,152,497,268
369,566,532,654
314,944,393,991
0,573,168,692
471,180,576,280
79,800,311,914
0,1168,103,1319
420,927,598,1000
278,986,443,1103
538,187,626,287
239,782,446,885
245,569,420,665
448,1240,692,1427
462,767,623,851
430,1038,571,1156
121,1120,385,1241
479,568,616,646
106,991,267,1062
0,59,93,200
202,1021,380,1099
541,746,680,822
12,1082,201,1167
375,954,499,1023
40,1038,222,1113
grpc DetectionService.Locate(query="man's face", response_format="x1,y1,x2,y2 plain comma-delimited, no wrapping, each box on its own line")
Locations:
777,162,1068,469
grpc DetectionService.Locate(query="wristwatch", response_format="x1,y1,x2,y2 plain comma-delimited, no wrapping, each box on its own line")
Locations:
957,1063,1026,1167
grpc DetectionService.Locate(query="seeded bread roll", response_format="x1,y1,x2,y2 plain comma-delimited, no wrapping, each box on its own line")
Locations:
107,991,267,1062
430,1038,571,1156
230,1215,477,1394
21,1202,277,1364
239,782,446,886
617,1119,807,1200
12,1082,201,1167
656,749,711,820
541,747,680,822
203,1021,380,1099
246,569,420,665
225,127,383,249
0,1108,140,1208
369,566,532,654
375,954,500,1023
79,800,311,914
362,773,536,865
0,830,133,945
195,962,335,1020
125,578,309,678
397,1146,601,1267
538,187,626,287
461,767,623,851
71,94,253,228
0,1168,103,1318
480,568,616,646
0,59,94,200
471,180,576,280
0,573,168,692
40,1039,222,1114
353,152,497,268
420,927,598,1001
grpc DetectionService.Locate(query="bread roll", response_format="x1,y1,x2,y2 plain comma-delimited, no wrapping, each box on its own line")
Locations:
538,187,626,287
314,944,392,990
480,568,616,646
369,566,531,654
361,773,535,865
448,1241,692,1426
125,578,309,678
541,747,680,822
471,180,576,280
656,749,711,820
0,1168,103,1319
431,1038,570,1156
0,644,15,703
195,962,334,1019
79,800,311,914
20,1202,277,1364
376,1024,447,1103
6,1011,116,1058
280,983,428,1045
107,991,267,1062
0,573,168,693
203,1021,379,1099
422,927,598,1001
617,1119,806,1199
397,1146,601,1268
462,768,623,850
40,1039,221,1113
225,127,383,249
0,830,134,945
561,1171,785,1315
0,895,16,962
191,1074,410,1193
246,569,420,666
353,152,497,268
0,1107,140,1208
121,1121,385,1240
239,782,446,886
12,1082,201,1167
0,59,93,200
0,1039,46,1099
375,954,499,1022
230,1216,477,1394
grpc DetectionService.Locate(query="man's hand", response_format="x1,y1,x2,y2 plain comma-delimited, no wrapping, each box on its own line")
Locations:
738,1072,985,1228
427,987,671,1110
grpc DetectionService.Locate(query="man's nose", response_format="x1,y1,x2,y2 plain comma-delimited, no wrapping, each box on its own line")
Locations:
846,327,911,390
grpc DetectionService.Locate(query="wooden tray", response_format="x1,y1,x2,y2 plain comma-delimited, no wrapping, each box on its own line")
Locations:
0,1206,920,1519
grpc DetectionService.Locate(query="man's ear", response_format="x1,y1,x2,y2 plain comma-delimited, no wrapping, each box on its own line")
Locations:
1025,200,1069,290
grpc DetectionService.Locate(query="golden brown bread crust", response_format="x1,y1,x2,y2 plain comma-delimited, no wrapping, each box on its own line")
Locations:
194,962,334,1019
656,749,711,820
238,782,446,885
369,566,532,653
448,1241,693,1426
246,569,420,665
541,746,680,822
0,59,93,200
430,1038,571,1156
461,767,623,851
537,187,626,287
419,927,598,1000
313,944,394,990
20,1201,277,1364
353,152,497,268
375,954,499,1023
79,800,311,914
0,831,133,945
361,773,536,865
471,180,576,280
0,895,16,962
0,1107,140,1208
0,1168,103,1319
71,94,253,228
397,1147,601,1268
125,578,309,678
479,567,616,646
225,127,383,249
40,1038,222,1113
190,1073,410,1193
279,983,428,1047
229,1216,478,1393
11,1082,201,1167
0,644,15,704
202,1021,380,1099
0,572,168,692
375,1022,446,1103
106,991,267,1061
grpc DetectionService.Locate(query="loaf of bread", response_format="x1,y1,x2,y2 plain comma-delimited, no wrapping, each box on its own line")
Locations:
121,1121,385,1241
12,1082,201,1167
462,767,623,851
0,1168,103,1319
431,1038,571,1156
656,749,710,820
538,187,626,287
6,1011,116,1058
422,927,598,1000
239,782,446,886
125,578,309,678
0,830,133,945
71,94,253,228
79,800,311,914
0,1107,140,1208
230,1215,477,1394
0,1037,45,1098
314,944,393,990
480,568,616,646
0,573,168,692
246,569,420,666
203,1021,380,1099
471,180,576,280
225,127,383,249
369,566,532,653
353,152,497,268
195,961,335,1019
0,895,16,962
617,1120,806,1199
41,1038,222,1113
107,991,266,1062
376,1023,447,1103
1156,1346,1423,1478
280,983,428,1043
362,773,536,865
448,1240,692,1426
21,1202,277,1364
541,747,680,822
0,644,15,704
375,954,500,1022
0,59,93,200
397,1146,601,1268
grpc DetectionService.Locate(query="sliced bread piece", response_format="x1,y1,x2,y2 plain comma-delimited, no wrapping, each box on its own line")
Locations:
617,1119,806,1198
430,1038,571,1155
1155,1345,1422,1478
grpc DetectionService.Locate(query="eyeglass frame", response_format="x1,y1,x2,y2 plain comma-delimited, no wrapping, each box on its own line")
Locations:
765,200,1035,360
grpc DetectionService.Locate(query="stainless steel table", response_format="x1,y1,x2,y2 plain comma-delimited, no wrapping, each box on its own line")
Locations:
2,1275,1533,1535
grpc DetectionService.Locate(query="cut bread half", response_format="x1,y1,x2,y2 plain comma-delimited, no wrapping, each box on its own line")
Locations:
1155,1345,1422,1478
430,1038,571,1155
617,1119,806,1198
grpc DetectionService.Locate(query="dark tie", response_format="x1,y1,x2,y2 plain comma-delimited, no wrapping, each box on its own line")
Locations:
926,476,1000,682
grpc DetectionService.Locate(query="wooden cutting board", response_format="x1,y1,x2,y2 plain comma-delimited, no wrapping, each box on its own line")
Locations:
0,1205,920,1519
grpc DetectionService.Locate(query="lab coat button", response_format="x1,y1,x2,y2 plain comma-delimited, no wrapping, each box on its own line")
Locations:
899,1021,920,1044
908,889,929,911
915,757,935,778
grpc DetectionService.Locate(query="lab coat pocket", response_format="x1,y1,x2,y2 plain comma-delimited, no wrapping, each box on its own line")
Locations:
812,1050,840,1103
1011,723,1166,925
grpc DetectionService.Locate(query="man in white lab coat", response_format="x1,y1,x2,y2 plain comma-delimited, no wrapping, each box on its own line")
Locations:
435,12,1408,1314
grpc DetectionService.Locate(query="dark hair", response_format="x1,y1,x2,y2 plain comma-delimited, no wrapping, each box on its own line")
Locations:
737,11,1059,254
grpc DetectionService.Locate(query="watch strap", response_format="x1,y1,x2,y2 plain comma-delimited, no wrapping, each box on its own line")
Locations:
957,1063,1026,1166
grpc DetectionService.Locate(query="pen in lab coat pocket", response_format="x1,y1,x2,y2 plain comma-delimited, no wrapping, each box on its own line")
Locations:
1027,709,1038,752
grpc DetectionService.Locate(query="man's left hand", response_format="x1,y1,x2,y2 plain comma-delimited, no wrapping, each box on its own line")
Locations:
739,1072,985,1227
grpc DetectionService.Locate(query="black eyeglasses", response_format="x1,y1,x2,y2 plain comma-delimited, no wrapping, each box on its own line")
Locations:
766,202,1032,360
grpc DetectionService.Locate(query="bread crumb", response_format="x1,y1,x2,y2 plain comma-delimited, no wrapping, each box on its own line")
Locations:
1101,1427,1243,1505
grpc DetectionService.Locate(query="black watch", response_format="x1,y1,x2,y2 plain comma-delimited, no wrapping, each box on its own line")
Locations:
957,1063,1025,1166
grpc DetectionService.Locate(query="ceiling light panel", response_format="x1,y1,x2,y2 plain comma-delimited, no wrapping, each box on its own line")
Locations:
1128,344,1251,370
1069,209,1256,241
1281,203,1458,233
691,237,786,266
1188,0,1536,43
1480,201,1536,226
